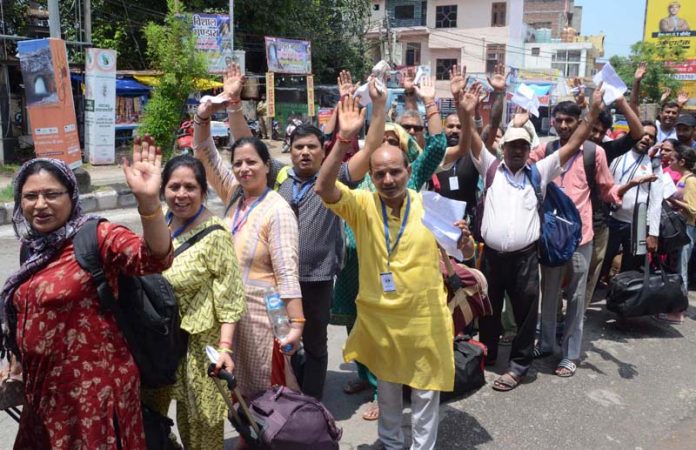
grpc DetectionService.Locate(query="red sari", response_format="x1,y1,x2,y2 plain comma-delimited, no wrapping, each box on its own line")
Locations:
12,222,172,450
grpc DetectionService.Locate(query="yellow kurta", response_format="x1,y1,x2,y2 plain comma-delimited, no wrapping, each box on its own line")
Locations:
325,182,454,391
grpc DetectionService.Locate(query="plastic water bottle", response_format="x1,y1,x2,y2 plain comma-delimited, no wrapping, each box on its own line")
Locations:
264,288,293,353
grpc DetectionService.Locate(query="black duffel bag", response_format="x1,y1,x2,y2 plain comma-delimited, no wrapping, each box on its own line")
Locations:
441,335,487,402
607,256,687,318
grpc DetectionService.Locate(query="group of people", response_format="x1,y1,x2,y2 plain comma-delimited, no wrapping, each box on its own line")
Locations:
0,58,694,450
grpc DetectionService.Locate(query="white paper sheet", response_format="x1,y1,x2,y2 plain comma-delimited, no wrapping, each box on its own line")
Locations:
420,191,467,261
510,83,540,117
662,172,677,200
592,63,627,106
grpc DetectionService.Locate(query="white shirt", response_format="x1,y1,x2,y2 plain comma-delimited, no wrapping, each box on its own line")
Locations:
609,150,663,236
472,147,562,252
656,119,677,143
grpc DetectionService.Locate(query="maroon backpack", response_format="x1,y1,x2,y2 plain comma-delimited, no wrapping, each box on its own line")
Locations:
246,386,342,450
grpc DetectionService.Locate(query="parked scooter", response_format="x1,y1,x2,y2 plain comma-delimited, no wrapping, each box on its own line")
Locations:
282,118,304,153
174,120,194,155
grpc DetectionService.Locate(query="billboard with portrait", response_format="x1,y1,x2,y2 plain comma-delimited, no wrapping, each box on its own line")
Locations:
190,13,244,74
644,0,695,58
264,37,312,74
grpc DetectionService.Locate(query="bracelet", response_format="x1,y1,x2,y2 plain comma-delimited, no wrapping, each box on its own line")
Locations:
474,117,484,128
138,205,163,220
289,318,306,324
336,134,353,144
193,114,211,126
425,101,437,109
217,347,233,354
218,340,232,348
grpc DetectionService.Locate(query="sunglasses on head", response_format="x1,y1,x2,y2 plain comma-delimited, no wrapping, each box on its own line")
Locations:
402,124,424,132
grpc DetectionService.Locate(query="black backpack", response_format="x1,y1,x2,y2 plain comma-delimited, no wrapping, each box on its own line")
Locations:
71,219,223,388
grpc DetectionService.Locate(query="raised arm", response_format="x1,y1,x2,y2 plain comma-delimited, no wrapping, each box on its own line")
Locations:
224,63,252,140
484,63,507,151
558,82,605,166
414,75,442,135
458,82,486,161
316,96,365,204
347,78,384,180
629,62,646,116
402,69,418,111
615,94,644,141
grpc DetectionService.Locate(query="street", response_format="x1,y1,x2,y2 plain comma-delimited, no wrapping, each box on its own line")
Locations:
1,204,696,449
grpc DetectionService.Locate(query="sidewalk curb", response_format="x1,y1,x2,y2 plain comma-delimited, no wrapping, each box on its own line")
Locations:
0,186,225,226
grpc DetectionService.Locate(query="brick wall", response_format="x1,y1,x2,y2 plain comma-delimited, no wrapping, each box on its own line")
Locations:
523,0,575,38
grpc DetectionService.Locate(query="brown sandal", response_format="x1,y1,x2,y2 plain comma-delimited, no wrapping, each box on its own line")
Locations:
362,401,379,421
492,371,521,392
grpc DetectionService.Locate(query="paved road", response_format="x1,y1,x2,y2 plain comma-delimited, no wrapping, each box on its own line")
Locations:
1,205,696,449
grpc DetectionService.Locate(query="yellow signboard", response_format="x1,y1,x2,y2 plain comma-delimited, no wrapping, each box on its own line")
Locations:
266,72,275,118
644,0,696,59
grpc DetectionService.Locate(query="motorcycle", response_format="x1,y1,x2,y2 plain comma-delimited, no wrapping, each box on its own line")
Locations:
247,119,261,138
271,119,280,141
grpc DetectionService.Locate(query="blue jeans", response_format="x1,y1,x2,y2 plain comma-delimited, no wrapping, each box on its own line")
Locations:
678,225,696,294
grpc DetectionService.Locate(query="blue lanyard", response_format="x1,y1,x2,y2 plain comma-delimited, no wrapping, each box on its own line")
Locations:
620,154,645,181
380,193,411,268
292,176,316,205
167,205,205,239
502,166,526,190
231,188,270,235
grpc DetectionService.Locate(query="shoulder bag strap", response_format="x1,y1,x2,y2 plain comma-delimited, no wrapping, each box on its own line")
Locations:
174,224,226,258
72,219,118,313
583,141,597,192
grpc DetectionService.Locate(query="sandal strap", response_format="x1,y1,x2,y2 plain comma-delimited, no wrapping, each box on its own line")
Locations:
557,359,576,372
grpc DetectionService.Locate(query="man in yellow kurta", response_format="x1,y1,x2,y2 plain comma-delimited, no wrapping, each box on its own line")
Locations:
316,96,454,450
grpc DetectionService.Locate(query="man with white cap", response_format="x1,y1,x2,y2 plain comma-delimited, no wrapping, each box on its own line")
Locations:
457,82,603,391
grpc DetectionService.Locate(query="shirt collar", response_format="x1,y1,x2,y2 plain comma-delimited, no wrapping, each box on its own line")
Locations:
288,167,318,183
500,160,531,176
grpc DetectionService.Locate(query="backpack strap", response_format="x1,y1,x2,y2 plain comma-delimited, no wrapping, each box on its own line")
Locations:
483,159,500,193
72,218,118,313
174,224,225,257
525,164,545,231
583,141,597,191
545,139,561,158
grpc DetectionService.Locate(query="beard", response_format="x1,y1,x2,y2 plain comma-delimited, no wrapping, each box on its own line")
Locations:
446,134,459,147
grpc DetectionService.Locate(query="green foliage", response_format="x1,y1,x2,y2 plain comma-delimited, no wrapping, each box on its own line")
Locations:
139,1,208,156
610,41,684,104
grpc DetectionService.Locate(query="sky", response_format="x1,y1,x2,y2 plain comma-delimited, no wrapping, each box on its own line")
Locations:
575,0,647,59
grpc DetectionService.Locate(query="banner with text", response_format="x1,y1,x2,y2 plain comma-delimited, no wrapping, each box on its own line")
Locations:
306,75,315,117
191,13,245,74
85,48,117,165
265,37,312,74
266,72,275,117
17,38,81,168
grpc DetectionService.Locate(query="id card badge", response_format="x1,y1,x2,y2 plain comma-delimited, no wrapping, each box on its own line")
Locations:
448,176,459,191
380,272,396,293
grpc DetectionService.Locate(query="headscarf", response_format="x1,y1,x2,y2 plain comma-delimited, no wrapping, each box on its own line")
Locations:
0,158,96,357
385,122,422,163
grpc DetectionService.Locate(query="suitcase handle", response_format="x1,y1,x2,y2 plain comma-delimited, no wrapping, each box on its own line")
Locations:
207,363,237,391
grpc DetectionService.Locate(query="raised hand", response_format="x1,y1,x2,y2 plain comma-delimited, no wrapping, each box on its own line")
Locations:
660,87,672,104
337,94,366,139
402,69,416,95
634,62,647,81
677,91,690,107
414,75,436,103
223,62,245,102
337,70,357,97
458,82,483,116
368,76,386,108
573,78,587,108
591,81,606,113
123,135,162,204
512,106,530,128
449,64,467,99
487,62,507,92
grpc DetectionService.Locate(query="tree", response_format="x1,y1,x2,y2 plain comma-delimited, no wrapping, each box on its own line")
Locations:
610,40,684,104
139,0,208,156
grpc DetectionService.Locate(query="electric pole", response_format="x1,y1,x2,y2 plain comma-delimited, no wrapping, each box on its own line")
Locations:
48,0,60,38
84,0,92,44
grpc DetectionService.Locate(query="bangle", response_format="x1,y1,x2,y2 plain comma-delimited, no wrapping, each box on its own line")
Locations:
218,340,232,348
194,113,211,125
138,205,163,220
289,318,306,324
474,117,484,128
425,101,437,109
337,134,353,144
217,347,233,354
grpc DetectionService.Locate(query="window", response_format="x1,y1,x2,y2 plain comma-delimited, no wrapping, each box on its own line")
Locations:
421,1,428,26
486,44,505,73
491,2,506,27
394,4,415,20
436,58,457,80
530,22,552,30
405,42,421,66
552,50,582,77
435,5,457,28
373,3,380,11
531,47,540,56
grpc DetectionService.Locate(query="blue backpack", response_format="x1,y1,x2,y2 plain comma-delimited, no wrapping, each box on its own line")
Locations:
527,164,582,267
473,159,581,267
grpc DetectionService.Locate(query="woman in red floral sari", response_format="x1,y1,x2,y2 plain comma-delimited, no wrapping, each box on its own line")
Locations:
0,136,173,450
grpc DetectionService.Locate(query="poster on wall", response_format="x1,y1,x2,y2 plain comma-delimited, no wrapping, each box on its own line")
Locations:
266,72,275,118
17,38,81,168
190,13,245,74
84,48,117,165
264,37,312,74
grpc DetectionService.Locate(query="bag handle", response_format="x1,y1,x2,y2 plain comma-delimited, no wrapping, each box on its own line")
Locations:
438,245,474,325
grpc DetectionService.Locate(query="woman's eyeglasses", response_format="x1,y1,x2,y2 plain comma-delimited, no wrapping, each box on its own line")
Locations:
21,191,68,203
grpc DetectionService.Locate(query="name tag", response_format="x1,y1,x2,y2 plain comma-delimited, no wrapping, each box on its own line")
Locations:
380,272,396,293
449,176,459,191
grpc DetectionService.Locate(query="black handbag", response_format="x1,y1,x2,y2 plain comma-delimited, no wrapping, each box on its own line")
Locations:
607,255,687,318
659,201,691,253
440,336,487,402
